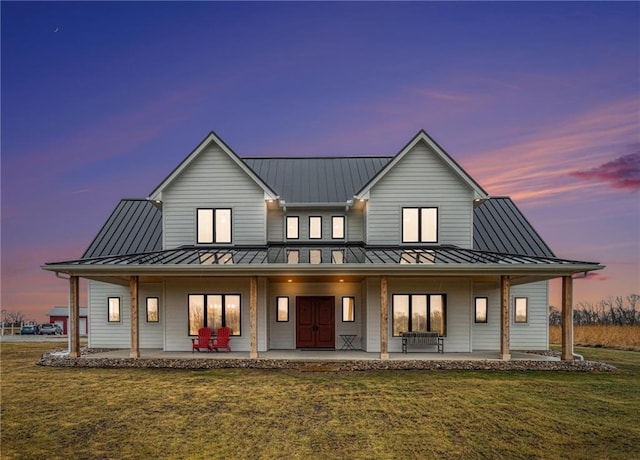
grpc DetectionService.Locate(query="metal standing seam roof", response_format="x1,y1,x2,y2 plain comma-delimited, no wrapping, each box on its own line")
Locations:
243,157,392,203
83,199,162,258
473,197,555,258
46,245,599,269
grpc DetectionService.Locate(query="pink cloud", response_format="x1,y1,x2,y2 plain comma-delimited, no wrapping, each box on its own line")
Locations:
577,272,610,282
570,149,640,191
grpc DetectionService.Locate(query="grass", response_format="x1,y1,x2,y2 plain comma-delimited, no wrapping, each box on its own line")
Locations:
550,325,640,351
2,343,639,459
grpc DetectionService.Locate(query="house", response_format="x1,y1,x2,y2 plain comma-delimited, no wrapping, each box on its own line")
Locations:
42,130,603,360
46,306,89,334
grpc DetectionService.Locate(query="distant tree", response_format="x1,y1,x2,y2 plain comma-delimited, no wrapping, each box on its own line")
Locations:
3,310,27,327
550,294,640,326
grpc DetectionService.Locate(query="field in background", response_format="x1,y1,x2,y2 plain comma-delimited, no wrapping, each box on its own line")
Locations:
550,325,640,351
2,343,639,459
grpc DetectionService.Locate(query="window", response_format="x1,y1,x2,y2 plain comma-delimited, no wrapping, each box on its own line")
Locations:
287,250,299,264
188,294,241,336
310,249,322,264
332,216,345,239
392,294,446,336
402,207,438,243
276,297,289,322
514,297,528,323
146,297,159,323
475,297,488,323
309,216,322,239
197,208,232,244
108,297,121,323
331,249,344,264
286,216,299,239
400,250,435,264
342,297,355,322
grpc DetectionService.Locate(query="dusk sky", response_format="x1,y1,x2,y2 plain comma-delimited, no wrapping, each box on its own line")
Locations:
2,2,639,322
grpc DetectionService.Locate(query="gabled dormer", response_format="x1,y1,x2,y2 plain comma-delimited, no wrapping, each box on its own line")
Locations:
355,130,488,248
148,132,277,249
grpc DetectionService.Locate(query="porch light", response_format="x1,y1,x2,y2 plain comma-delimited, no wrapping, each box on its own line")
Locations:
287,279,292,283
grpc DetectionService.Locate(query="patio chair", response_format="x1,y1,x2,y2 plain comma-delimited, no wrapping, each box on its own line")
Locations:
210,327,231,352
192,327,213,353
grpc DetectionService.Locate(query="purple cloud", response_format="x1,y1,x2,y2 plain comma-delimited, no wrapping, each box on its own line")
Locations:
570,146,640,191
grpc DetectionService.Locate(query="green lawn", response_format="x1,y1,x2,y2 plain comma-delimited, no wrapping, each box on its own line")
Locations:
1,343,639,459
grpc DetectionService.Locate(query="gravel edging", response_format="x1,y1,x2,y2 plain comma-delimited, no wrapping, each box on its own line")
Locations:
37,351,616,372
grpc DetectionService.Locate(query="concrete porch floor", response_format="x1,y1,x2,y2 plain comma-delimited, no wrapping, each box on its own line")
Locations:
85,349,559,361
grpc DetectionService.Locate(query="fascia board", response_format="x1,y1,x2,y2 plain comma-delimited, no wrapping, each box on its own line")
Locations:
148,132,278,201
42,262,604,278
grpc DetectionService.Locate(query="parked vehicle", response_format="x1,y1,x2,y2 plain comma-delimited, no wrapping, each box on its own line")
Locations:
20,325,38,335
53,324,63,335
39,323,61,335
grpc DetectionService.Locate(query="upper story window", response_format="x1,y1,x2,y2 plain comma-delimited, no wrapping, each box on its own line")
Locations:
197,208,231,244
402,207,438,243
309,217,322,239
286,216,299,239
332,216,345,239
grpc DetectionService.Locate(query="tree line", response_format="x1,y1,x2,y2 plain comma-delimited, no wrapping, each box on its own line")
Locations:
549,294,640,326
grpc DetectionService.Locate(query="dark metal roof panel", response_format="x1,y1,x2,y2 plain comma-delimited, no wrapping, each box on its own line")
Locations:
243,157,392,203
473,198,555,258
83,199,162,258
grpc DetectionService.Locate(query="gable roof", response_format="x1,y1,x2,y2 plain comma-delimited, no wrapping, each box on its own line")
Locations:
243,156,392,203
473,197,555,258
148,131,278,202
355,130,488,200
47,306,89,317
83,199,162,258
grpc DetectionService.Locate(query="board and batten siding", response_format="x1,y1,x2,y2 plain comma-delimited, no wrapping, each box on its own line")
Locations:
87,280,163,349
267,208,364,243
268,281,362,350
366,141,474,247
162,144,267,249
472,280,548,351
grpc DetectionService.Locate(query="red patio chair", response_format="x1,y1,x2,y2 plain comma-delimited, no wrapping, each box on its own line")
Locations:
192,327,212,353
210,327,231,352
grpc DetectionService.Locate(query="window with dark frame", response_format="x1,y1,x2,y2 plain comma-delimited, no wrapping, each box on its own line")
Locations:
310,249,322,264
197,208,232,244
276,297,289,322
514,297,528,323
146,297,159,322
332,216,345,239
474,297,488,323
108,297,121,323
402,207,438,243
188,294,241,336
309,216,322,239
342,297,355,322
392,294,446,336
286,216,299,239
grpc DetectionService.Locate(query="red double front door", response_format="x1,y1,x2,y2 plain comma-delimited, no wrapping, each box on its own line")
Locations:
296,296,335,348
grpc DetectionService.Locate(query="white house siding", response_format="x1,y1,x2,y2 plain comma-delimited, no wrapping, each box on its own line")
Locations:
88,280,163,349
472,280,549,351
162,144,267,249
510,281,548,350
366,141,474,248
267,281,363,350
164,277,263,352
386,277,473,353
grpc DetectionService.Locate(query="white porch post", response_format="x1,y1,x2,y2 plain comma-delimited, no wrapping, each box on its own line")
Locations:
561,275,574,361
380,275,389,360
130,276,140,358
250,276,258,359
69,276,80,358
500,275,511,361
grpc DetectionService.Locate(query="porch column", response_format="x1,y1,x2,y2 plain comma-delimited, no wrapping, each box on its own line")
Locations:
69,276,80,358
380,275,389,360
500,275,511,361
130,276,139,358
561,275,574,361
250,276,258,359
